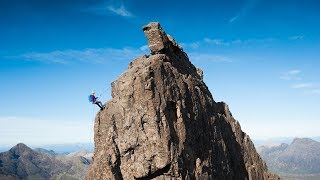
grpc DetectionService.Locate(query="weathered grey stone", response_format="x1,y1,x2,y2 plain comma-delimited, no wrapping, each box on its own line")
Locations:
196,67,203,80
86,22,279,180
142,22,169,55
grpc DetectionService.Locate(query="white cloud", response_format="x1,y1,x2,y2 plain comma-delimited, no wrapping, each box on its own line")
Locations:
189,53,233,63
280,69,302,80
181,37,276,50
204,38,229,46
11,47,146,64
0,117,93,146
182,38,230,49
180,42,201,49
107,4,132,17
10,44,234,66
288,69,301,75
79,0,133,17
292,83,314,89
289,35,304,40
229,15,240,23
229,0,260,23
189,42,200,49
280,70,320,95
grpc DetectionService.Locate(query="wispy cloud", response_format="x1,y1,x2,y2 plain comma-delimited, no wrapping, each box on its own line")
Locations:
180,42,201,49
289,35,304,40
189,53,233,63
9,46,233,65
204,38,230,46
107,0,133,17
229,0,260,23
280,69,302,80
181,37,277,50
281,70,320,95
288,70,301,75
204,37,275,45
181,38,229,50
107,4,132,17
9,47,148,64
292,83,314,89
229,15,240,23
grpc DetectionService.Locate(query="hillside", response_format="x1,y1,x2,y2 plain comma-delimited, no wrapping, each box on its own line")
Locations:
259,138,320,175
0,143,91,179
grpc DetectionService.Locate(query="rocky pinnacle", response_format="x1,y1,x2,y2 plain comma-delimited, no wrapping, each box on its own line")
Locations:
86,22,279,180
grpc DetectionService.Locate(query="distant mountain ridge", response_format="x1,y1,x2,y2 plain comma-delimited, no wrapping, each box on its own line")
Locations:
0,143,94,154
253,136,320,147
37,143,94,154
0,143,91,179
34,148,57,155
259,138,320,175
67,148,93,163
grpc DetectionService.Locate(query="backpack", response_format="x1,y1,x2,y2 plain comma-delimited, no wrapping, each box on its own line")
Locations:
88,95,94,102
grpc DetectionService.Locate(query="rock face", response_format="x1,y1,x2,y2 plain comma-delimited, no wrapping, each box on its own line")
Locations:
86,22,279,179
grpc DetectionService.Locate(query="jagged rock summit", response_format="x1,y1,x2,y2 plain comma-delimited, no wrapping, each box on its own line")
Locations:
86,22,279,179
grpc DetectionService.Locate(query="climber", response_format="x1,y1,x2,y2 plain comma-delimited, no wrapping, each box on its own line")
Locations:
88,91,104,110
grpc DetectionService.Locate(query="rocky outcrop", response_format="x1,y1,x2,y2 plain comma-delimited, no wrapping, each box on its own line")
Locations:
86,22,279,179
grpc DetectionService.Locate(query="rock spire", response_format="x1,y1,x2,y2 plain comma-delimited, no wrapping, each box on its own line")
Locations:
86,22,279,180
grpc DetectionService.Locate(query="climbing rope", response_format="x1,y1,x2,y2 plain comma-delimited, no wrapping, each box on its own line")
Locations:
89,104,95,153
98,84,111,97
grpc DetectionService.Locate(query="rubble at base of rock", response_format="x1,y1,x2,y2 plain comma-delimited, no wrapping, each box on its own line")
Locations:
86,22,280,180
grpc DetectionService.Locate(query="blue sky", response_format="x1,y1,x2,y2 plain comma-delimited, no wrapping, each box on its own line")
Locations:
1,0,320,146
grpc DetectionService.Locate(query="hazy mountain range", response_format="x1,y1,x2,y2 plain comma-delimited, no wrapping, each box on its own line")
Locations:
0,143,92,179
258,138,320,178
0,143,94,154
254,136,320,147
1,138,320,179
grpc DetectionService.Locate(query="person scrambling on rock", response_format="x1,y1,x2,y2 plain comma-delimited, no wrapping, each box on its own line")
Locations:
88,91,104,110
